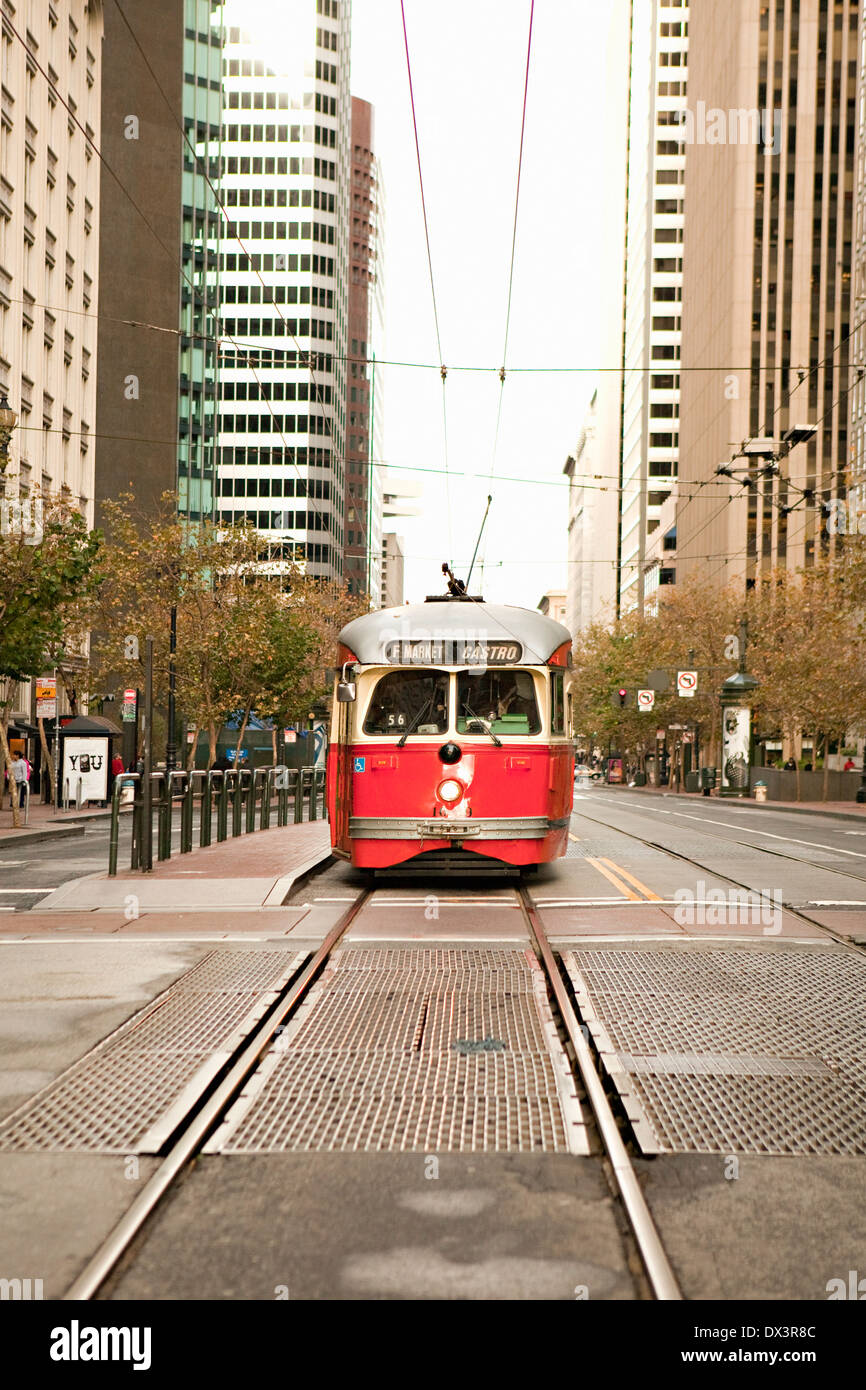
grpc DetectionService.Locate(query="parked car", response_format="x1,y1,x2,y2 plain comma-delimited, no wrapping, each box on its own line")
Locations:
574,764,603,782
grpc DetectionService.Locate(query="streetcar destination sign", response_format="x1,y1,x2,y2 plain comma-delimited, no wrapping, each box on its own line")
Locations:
383,639,523,665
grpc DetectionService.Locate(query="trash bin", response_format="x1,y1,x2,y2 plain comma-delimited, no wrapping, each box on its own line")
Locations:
685,771,700,793
633,771,647,787
754,780,767,802
700,767,717,792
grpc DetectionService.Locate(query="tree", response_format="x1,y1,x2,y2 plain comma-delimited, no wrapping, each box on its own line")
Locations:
85,493,367,769
0,496,101,826
750,564,866,799
570,577,745,777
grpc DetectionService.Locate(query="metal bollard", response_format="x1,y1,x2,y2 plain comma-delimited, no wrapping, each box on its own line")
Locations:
157,774,171,861
201,772,216,847
308,766,318,821
229,770,243,837
292,768,303,823
260,768,272,830
275,765,289,826
244,767,257,834
216,771,228,842
254,767,268,831
181,772,201,854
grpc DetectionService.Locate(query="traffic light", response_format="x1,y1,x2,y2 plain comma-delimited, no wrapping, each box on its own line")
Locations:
610,687,632,710
618,688,627,707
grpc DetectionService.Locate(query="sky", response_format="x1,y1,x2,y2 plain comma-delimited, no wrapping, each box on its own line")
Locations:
350,0,612,608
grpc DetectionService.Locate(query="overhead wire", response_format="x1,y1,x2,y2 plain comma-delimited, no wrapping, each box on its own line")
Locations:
9,292,866,379
399,0,452,559
677,355,864,583
480,0,536,591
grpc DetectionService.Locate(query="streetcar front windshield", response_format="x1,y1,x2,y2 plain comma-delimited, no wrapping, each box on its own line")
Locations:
363,670,449,736
457,670,541,735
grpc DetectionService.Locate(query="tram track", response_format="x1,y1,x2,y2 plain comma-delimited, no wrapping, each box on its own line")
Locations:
55,874,682,1303
63,888,372,1300
515,885,681,1299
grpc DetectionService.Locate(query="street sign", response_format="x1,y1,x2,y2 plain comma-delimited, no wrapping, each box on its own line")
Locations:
284,729,297,743
677,670,698,698
121,688,137,723
637,689,655,711
656,727,666,740
35,676,56,720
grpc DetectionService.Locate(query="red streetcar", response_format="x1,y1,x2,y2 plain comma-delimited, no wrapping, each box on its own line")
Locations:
326,591,575,872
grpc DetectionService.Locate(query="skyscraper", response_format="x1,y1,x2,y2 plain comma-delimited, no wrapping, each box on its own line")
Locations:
618,0,688,615
96,0,222,525
216,0,351,580
581,1,687,625
1,0,103,515
344,95,384,600
676,0,858,590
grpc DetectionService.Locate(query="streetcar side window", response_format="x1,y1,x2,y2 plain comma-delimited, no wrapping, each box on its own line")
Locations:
456,670,541,735
363,670,449,735
550,671,565,734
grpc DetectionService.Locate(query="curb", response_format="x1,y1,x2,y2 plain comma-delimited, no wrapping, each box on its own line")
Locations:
263,847,334,906
0,824,87,851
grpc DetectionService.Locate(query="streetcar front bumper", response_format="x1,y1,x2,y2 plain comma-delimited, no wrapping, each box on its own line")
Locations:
348,815,568,840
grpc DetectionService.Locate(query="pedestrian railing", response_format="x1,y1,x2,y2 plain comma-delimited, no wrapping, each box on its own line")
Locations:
108,764,326,876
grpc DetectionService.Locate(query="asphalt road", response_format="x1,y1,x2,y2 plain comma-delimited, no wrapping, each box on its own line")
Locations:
2,784,865,1306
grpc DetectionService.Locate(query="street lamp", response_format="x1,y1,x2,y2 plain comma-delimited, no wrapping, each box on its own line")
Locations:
0,393,18,472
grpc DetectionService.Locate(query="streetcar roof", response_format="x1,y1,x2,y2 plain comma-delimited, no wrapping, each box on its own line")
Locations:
339,601,572,665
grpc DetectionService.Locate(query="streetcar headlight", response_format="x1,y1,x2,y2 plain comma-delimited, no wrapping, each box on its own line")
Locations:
437,778,464,803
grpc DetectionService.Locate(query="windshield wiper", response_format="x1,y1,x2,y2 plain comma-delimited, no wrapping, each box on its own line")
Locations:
396,692,438,747
461,701,502,747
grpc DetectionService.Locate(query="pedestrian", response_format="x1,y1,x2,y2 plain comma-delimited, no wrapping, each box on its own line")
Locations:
10,750,28,807
213,752,231,773
803,761,813,772
844,757,856,771
783,757,797,771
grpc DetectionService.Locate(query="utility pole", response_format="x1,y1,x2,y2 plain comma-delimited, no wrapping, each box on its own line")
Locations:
53,665,60,813
142,637,154,872
166,604,177,772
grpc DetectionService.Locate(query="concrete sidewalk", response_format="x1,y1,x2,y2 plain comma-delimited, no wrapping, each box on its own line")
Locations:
598,780,866,823
0,818,333,938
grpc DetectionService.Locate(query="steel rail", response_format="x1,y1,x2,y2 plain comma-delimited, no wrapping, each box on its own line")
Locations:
573,797,866,956
516,885,683,1301
63,888,371,1301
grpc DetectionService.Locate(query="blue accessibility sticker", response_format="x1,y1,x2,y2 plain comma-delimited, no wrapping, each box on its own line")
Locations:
353,756,366,773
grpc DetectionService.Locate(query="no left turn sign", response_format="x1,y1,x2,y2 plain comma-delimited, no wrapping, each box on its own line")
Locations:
637,689,655,711
677,670,698,697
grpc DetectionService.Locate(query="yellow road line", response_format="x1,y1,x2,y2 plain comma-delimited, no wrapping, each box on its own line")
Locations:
587,857,642,901
568,833,581,842
598,858,663,902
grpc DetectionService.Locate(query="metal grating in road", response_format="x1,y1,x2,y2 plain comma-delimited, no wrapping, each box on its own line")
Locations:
0,950,305,1153
564,947,866,1155
209,948,588,1154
